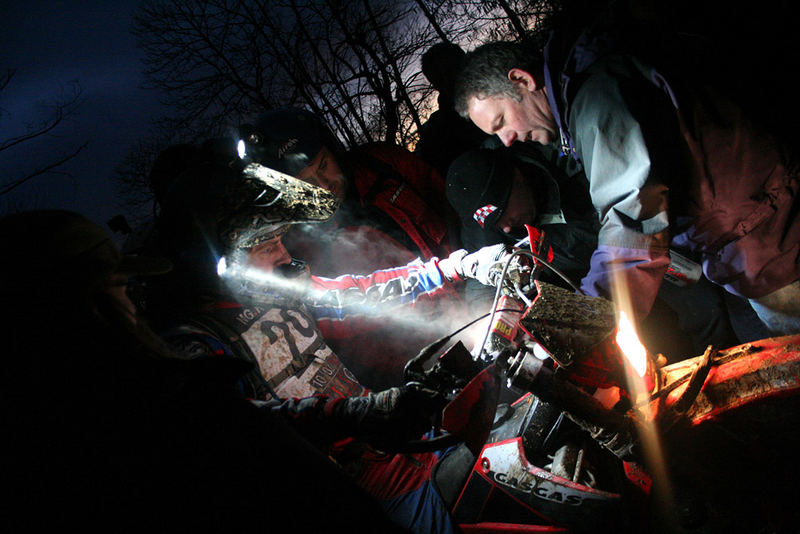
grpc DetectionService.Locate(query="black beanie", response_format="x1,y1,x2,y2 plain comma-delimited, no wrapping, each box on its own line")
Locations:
446,148,514,232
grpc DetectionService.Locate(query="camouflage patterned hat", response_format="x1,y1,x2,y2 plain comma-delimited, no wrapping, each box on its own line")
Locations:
155,138,339,258
217,161,340,251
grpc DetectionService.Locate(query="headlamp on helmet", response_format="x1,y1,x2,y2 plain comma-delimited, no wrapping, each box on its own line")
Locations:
214,162,337,300
236,108,334,178
156,136,338,300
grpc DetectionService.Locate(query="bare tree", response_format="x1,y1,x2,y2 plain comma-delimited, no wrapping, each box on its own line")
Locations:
112,136,170,226
133,0,461,147
132,1,285,141
0,70,87,198
132,0,561,146
414,0,562,45
122,0,560,211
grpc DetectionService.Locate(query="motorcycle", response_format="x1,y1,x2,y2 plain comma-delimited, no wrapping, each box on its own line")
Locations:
402,231,800,533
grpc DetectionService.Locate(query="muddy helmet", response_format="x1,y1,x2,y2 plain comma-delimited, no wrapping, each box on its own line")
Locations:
236,107,342,177
152,137,338,297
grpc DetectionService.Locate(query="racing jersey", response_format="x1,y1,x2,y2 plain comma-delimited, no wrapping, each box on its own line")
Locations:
307,255,452,337
162,299,366,401
161,255,455,400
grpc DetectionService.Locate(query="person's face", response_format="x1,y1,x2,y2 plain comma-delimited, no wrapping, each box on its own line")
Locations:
296,146,347,201
246,235,292,273
495,169,537,235
467,68,557,147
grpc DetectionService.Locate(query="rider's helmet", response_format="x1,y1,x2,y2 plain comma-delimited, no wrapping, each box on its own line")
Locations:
236,107,344,178
151,137,338,300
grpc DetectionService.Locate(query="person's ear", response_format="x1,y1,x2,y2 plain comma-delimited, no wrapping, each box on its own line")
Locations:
507,68,538,92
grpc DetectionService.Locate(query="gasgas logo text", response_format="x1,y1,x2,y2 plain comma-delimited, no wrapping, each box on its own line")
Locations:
315,274,422,310
490,470,583,506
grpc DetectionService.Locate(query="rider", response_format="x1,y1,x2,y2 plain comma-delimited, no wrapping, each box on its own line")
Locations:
0,209,412,533
142,139,510,534
235,108,472,389
145,138,505,400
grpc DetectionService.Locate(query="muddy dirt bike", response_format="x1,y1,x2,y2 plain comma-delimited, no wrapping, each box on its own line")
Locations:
401,235,800,533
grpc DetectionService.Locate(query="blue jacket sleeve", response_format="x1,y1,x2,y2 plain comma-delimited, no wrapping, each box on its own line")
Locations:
570,55,672,319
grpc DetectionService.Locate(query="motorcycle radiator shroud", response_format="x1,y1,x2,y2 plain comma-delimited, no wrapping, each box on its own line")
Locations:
451,393,627,533
422,273,800,532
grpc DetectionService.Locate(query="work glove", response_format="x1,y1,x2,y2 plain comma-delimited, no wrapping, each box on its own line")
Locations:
328,385,446,451
438,244,513,287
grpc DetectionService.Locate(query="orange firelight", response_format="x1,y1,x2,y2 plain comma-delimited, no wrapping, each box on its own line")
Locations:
616,309,656,396
617,310,648,378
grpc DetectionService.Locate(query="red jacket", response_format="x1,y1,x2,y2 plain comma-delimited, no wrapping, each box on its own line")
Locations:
350,142,455,261
283,142,467,389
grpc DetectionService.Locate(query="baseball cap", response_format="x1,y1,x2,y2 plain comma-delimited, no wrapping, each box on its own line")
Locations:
446,148,514,232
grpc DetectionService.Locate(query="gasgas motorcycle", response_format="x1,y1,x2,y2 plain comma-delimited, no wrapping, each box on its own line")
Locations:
401,231,800,533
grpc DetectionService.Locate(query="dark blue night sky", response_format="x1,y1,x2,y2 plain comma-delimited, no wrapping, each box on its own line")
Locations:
0,0,163,229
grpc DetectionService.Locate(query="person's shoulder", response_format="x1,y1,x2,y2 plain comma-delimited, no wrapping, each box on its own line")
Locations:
570,53,654,116
353,141,439,182
156,302,254,357
160,322,227,359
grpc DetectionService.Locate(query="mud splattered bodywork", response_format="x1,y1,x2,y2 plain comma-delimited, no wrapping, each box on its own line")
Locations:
518,281,617,368
657,335,800,425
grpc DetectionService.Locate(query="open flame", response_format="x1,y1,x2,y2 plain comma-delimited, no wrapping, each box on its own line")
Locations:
616,309,647,377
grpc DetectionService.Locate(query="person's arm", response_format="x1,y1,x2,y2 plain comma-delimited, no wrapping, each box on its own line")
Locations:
570,56,672,320
306,256,451,323
255,385,444,451
458,222,507,314
305,245,508,322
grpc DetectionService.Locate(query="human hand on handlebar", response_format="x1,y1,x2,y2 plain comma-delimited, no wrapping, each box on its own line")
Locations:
331,385,447,451
439,244,530,288
438,244,509,286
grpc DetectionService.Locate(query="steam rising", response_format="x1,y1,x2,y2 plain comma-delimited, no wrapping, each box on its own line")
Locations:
223,221,478,349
